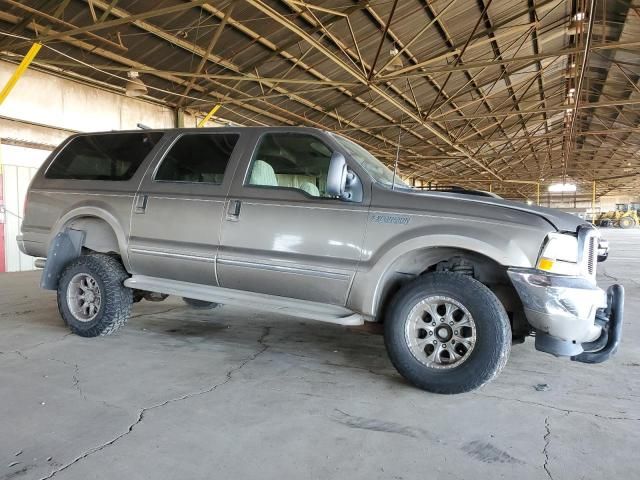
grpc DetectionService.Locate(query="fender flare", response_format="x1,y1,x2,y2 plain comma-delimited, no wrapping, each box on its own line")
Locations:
42,207,131,289
51,207,129,261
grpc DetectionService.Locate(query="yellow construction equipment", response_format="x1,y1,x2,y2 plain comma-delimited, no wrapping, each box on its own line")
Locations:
595,203,640,228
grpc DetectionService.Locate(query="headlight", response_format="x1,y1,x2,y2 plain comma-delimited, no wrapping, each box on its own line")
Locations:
536,233,580,275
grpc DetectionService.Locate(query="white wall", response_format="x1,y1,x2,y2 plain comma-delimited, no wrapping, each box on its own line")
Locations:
0,61,177,133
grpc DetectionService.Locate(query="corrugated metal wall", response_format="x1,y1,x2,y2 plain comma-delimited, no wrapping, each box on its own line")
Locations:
2,164,38,271
1,144,50,272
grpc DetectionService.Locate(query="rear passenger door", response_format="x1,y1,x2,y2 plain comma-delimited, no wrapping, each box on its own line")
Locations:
128,131,242,285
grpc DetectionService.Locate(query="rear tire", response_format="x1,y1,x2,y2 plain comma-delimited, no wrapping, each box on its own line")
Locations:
619,216,635,229
57,254,132,337
182,297,219,310
384,272,511,394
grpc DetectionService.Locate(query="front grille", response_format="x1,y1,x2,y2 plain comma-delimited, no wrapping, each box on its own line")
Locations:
578,226,598,278
587,237,596,275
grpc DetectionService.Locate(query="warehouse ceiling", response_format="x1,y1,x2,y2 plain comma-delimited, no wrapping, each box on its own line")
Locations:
1,0,639,199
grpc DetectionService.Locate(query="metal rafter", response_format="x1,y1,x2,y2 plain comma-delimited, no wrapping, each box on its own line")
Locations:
0,0,638,197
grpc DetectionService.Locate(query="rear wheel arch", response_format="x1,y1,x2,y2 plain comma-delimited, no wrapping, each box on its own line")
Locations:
66,216,121,255
42,209,131,290
52,207,130,265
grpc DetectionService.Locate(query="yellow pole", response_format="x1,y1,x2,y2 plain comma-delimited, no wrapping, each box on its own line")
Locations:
0,43,42,106
197,104,221,128
592,180,596,223
488,183,492,192
536,182,540,206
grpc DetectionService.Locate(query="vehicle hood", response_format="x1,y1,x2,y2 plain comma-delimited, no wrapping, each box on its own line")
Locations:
378,187,587,232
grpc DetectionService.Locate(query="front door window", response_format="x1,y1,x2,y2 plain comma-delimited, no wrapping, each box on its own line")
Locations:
246,133,333,198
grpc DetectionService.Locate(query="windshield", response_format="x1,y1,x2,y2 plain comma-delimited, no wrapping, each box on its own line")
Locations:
331,134,408,188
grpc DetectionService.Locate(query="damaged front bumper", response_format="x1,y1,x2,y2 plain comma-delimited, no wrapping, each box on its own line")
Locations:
507,268,624,363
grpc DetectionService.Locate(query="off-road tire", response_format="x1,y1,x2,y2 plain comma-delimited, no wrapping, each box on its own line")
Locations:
384,272,511,394
619,216,635,229
182,297,219,310
57,254,133,337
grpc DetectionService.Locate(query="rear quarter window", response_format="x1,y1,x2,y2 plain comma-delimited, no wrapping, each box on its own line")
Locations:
45,132,163,180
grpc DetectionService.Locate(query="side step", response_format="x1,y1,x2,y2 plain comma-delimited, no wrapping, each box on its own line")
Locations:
124,275,364,326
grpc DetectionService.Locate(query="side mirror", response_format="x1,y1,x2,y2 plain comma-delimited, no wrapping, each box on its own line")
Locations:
326,152,347,198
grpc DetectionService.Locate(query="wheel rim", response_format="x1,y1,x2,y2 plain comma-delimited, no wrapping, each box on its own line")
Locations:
66,273,102,322
404,295,476,369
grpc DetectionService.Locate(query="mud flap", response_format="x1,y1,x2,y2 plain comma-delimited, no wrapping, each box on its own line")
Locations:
41,229,86,290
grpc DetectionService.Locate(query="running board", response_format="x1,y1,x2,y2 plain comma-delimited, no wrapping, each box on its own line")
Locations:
124,275,364,326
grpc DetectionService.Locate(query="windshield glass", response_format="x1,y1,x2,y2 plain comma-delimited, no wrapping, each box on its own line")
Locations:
331,134,408,188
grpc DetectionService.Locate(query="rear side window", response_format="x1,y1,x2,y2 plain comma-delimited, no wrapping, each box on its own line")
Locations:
46,132,162,180
155,133,239,184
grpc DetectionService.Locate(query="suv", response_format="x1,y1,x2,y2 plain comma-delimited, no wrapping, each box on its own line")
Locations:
18,127,624,394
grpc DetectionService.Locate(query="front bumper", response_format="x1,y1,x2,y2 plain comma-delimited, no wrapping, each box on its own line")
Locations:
507,268,624,362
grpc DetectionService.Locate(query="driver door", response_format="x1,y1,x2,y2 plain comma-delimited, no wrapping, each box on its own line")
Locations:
217,131,370,305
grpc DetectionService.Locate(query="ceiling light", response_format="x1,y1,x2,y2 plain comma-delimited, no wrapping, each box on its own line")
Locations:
387,47,404,71
549,183,576,193
527,200,533,205
125,71,148,97
573,12,585,21
568,87,576,93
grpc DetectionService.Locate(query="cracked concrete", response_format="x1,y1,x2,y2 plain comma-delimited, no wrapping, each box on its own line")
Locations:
1,229,639,479
543,416,552,480
40,326,271,480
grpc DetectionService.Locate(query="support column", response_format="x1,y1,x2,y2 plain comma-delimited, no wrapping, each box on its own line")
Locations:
592,180,596,224
175,107,185,128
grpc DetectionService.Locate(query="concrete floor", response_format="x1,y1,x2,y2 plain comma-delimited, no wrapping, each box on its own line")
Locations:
1,230,638,480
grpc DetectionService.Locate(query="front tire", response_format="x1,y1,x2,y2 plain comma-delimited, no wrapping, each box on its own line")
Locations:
619,216,635,229
57,254,133,337
384,272,511,394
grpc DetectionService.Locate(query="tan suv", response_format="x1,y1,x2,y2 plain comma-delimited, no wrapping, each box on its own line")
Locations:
18,127,624,393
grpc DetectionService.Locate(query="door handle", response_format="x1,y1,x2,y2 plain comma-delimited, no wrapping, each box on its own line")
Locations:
226,199,241,221
134,194,148,214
